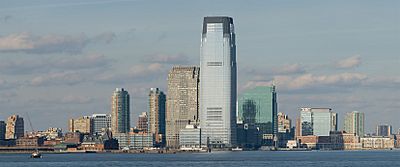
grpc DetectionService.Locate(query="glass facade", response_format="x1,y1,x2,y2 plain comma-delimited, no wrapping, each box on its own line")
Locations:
238,86,277,145
344,111,365,137
200,16,237,147
300,108,337,136
111,88,130,134
91,114,111,135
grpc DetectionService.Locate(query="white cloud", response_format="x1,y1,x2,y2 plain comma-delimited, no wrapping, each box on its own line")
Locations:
30,71,85,86
244,72,367,91
335,55,362,69
0,32,116,54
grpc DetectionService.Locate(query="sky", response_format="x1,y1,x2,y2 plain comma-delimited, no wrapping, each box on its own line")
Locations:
0,0,398,134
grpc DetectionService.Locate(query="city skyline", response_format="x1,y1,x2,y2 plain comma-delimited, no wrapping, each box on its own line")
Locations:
0,0,399,133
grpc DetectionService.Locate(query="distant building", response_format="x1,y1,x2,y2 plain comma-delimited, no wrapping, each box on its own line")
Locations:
148,88,166,147
111,88,130,134
179,125,202,150
277,112,291,133
343,111,365,137
92,114,111,134
361,136,394,149
376,124,392,137
136,112,148,132
16,136,45,147
63,132,83,144
6,115,24,139
69,116,92,134
0,121,5,140
300,108,337,136
238,86,277,146
200,16,237,148
33,127,63,140
166,66,200,148
295,117,301,139
129,131,154,149
114,131,154,150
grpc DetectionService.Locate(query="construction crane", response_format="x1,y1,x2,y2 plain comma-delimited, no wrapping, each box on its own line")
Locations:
26,112,35,133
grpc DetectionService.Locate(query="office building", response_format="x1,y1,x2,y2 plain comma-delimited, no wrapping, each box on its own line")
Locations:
238,86,277,145
300,108,337,136
343,111,365,137
166,66,200,148
200,16,237,147
376,124,392,137
69,116,92,134
111,88,130,134
278,112,291,133
6,115,24,139
179,125,202,150
92,114,111,134
136,112,148,132
0,121,5,140
148,88,166,146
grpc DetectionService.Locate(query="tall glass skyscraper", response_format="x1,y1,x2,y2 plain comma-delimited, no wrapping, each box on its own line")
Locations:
238,86,278,145
200,16,237,147
111,88,130,134
343,111,364,137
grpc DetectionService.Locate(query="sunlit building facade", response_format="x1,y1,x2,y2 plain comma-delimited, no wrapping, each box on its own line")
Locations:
111,88,130,134
300,108,337,136
200,16,237,147
343,111,364,137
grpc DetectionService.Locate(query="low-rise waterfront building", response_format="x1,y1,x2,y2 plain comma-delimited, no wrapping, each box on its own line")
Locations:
360,136,394,149
179,125,202,150
16,136,45,147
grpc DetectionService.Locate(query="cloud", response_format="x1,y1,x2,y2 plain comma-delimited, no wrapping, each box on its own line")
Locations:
142,53,190,64
0,32,116,54
335,55,362,69
244,72,367,91
29,71,85,86
0,53,112,75
0,79,20,90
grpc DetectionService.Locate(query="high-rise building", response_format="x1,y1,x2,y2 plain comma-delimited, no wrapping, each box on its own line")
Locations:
376,124,392,137
238,86,277,145
300,108,337,136
92,114,111,134
149,88,166,146
6,115,24,139
295,117,301,139
200,16,237,147
69,116,92,134
0,121,6,140
166,66,200,148
343,111,365,137
137,112,148,132
111,88,130,134
278,112,291,133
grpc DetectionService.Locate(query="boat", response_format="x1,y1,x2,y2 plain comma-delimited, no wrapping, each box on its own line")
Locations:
31,150,42,158
232,147,243,151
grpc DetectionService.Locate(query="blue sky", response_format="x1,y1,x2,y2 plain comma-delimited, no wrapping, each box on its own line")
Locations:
0,0,399,133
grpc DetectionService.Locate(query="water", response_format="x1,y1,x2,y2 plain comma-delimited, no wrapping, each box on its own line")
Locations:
1,150,400,167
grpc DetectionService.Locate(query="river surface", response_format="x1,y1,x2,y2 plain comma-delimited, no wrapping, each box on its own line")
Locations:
1,150,400,167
